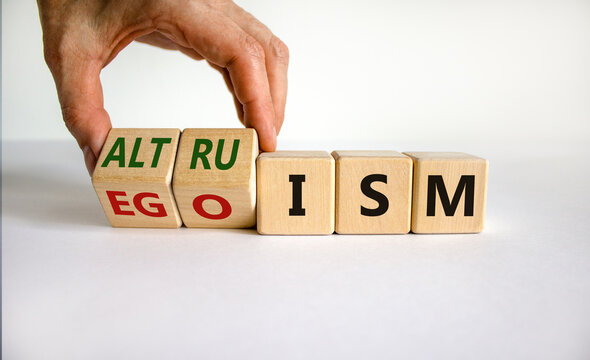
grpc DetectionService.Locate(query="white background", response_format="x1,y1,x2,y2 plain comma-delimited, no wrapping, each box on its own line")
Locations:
3,142,590,359
3,1,590,359
3,0,589,148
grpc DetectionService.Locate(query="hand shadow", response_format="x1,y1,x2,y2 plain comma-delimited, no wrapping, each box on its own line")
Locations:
2,167,107,227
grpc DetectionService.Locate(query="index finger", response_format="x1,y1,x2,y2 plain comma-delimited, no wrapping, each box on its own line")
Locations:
225,4,289,134
169,5,277,151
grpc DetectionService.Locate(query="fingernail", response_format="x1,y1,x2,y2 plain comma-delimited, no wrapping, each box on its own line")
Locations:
83,146,97,177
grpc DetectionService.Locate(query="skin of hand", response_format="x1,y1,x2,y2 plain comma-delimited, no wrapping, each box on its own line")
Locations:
36,0,289,175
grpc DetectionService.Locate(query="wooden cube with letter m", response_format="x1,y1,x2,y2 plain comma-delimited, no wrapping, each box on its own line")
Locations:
92,128,182,228
173,128,258,228
403,152,489,233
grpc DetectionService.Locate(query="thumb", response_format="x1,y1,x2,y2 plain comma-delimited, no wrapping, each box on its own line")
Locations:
52,60,112,176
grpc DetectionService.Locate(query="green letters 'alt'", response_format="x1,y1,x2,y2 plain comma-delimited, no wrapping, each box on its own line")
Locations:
101,137,173,168
190,138,240,170
101,137,126,167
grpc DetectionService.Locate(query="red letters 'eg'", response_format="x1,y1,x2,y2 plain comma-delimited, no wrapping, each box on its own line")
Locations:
106,191,167,217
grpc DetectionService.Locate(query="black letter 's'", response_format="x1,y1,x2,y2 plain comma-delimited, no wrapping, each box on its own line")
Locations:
360,174,389,216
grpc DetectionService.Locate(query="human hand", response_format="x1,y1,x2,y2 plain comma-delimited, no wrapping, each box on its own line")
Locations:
37,0,289,175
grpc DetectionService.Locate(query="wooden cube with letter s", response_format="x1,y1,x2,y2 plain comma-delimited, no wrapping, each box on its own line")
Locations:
172,128,258,228
332,151,413,234
92,128,182,228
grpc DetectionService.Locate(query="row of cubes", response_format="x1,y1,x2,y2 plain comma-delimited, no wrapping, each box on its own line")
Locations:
92,128,489,234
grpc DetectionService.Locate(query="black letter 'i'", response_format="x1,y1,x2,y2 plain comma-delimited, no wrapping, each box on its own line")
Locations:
289,174,306,216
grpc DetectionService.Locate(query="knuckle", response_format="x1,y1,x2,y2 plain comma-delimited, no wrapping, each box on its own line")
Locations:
43,46,60,68
42,35,65,69
61,106,86,143
268,36,289,62
42,33,80,72
61,105,85,129
61,105,107,146
241,34,265,61
206,0,233,9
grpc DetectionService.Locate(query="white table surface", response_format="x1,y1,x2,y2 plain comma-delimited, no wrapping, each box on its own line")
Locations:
3,140,590,360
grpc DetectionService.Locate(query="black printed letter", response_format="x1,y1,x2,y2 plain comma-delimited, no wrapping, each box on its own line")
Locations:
360,174,389,217
289,175,306,216
427,175,475,216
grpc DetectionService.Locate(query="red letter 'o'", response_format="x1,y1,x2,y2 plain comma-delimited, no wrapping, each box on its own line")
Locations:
192,194,232,220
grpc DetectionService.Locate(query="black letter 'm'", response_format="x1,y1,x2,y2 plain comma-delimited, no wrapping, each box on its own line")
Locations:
427,175,475,216
360,174,389,217
289,175,306,216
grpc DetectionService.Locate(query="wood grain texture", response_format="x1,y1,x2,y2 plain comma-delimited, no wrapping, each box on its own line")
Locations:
332,151,412,234
403,152,488,233
172,128,258,228
257,151,335,235
92,128,182,228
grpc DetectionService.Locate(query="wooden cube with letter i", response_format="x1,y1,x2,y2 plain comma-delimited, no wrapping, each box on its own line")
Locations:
92,128,182,228
172,128,258,228
403,152,489,233
257,151,335,235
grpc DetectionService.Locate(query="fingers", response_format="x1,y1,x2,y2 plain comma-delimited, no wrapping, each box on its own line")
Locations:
171,5,277,151
49,59,112,176
208,61,245,125
225,4,289,134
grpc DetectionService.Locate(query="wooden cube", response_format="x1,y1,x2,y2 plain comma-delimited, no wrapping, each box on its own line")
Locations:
403,152,489,233
92,128,182,228
257,151,335,235
332,151,412,234
172,128,258,228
